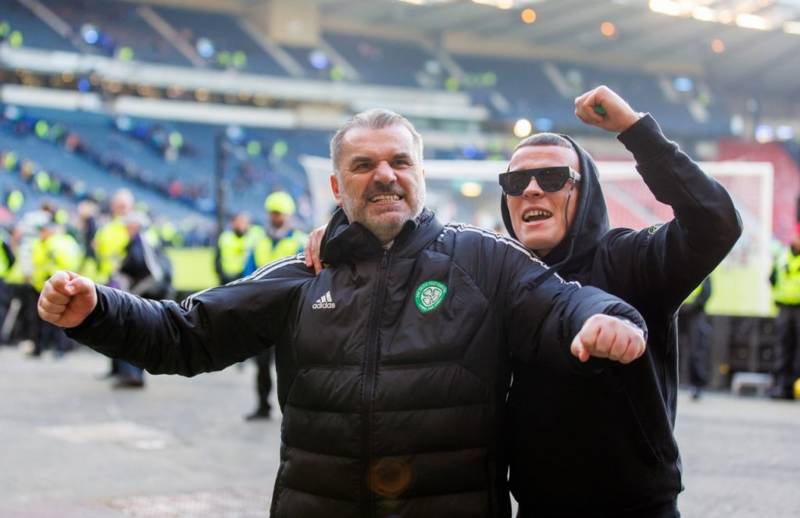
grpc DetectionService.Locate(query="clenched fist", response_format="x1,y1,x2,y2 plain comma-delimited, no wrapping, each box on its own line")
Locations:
37,271,98,328
574,85,642,133
570,314,646,364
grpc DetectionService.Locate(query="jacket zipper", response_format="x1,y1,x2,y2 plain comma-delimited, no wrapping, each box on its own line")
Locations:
361,249,391,518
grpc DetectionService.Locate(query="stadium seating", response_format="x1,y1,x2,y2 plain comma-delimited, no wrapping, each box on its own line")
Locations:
153,5,286,75
2,0,76,51
324,32,441,88
0,104,329,228
47,0,190,66
453,53,568,124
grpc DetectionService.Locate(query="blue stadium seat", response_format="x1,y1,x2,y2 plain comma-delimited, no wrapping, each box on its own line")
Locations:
324,32,442,89
1,0,77,51
47,0,190,65
154,6,287,75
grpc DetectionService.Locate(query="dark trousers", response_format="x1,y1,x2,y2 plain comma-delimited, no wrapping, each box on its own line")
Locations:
14,284,39,343
774,304,800,397
518,499,680,518
254,349,274,413
678,310,711,388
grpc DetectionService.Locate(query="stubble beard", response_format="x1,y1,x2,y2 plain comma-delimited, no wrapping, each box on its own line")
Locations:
340,181,426,245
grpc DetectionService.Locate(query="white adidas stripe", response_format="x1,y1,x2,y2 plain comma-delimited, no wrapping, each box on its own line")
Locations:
181,254,305,310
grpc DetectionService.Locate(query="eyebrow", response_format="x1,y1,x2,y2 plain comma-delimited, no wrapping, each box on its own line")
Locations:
348,155,373,166
348,153,414,167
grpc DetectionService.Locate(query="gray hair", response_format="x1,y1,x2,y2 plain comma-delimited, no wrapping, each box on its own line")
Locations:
514,132,573,152
330,108,424,175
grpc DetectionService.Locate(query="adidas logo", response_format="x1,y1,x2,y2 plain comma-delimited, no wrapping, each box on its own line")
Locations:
312,291,336,310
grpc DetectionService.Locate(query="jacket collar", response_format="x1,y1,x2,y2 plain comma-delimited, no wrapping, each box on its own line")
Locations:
321,207,442,264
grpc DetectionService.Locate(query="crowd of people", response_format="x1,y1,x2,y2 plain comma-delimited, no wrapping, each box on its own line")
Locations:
0,111,211,212
0,185,305,397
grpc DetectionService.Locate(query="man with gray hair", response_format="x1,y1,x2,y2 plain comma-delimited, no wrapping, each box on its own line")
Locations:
39,108,649,517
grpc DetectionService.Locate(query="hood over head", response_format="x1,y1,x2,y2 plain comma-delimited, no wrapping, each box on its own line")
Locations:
500,135,609,278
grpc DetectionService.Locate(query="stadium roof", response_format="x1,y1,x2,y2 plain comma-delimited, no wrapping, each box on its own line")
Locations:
300,0,800,96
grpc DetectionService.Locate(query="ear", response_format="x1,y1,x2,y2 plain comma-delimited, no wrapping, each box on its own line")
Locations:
330,174,342,205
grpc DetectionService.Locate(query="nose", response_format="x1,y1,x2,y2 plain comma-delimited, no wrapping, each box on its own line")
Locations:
521,176,544,198
374,160,398,183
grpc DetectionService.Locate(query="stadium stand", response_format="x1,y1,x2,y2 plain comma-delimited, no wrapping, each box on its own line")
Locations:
47,0,190,65
153,5,286,75
323,31,441,88
0,0,793,251
1,0,76,51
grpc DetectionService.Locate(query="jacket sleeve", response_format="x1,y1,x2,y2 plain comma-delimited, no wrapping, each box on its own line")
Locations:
611,114,742,310
66,260,311,376
499,245,647,368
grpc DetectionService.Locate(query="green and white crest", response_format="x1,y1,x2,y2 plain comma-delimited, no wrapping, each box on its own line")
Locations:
415,280,447,313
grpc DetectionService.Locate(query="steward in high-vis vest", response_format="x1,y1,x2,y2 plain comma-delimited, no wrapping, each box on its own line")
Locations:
0,232,15,337
215,212,261,285
253,192,307,267
31,224,83,293
94,217,129,284
769,236,800,400
246,191,307,421
31,222,82,355
93,189,135,378
94,189,136,284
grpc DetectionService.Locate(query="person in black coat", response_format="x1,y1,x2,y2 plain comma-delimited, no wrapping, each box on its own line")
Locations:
678,277,713,400
499,86,742,517
113,212,172,388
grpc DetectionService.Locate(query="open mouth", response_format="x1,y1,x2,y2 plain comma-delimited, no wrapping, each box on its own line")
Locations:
522,209,552,222
369,194,403,203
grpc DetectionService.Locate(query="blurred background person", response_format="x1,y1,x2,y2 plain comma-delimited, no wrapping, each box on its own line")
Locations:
679,277,713,400
214,211,259,285
30,220,82,357
245,191,306,421
113,211,174,388
93,189,135,380
76,200,99,280
769,232,800,400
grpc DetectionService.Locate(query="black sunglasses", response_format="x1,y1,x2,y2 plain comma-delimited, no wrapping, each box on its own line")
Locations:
499,166,581,196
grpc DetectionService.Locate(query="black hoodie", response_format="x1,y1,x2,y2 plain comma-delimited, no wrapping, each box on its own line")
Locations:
501,115,742,517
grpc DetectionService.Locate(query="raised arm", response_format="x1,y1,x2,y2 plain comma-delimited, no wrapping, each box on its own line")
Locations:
39,260,309,376
576,85,742,307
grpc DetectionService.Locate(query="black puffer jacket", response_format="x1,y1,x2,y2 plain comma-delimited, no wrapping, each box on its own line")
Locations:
68,208,646,518
500,115,742,517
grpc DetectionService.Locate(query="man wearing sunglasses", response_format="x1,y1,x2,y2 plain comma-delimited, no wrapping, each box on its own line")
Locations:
501,86,742,517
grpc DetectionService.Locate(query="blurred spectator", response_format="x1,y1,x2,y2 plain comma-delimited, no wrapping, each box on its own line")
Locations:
244,192,306,421
769,232,800,400
114,211,173,387
679,277,713,400
30,221,82,356
214,212,260,285
94,189,135,380
77,200,99,279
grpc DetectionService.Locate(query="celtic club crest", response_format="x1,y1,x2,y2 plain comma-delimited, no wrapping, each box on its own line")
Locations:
414,280,447,313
